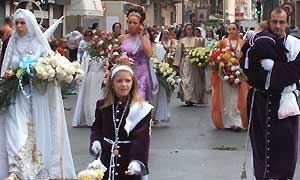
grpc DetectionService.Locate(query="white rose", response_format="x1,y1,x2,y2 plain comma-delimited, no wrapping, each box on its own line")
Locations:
113,51,119,56
99,40,104,45
234,78,240,84
223,76,229,81
231,66,235,71
65,75,73,83
235,71,241,76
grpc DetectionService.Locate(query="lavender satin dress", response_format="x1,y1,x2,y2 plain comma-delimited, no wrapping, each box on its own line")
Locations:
121,36,158,102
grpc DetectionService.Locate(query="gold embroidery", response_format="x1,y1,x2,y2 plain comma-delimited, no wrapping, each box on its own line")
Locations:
10,121,49,180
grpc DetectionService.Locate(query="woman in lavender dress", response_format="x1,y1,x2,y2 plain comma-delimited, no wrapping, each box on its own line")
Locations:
117,6,158,103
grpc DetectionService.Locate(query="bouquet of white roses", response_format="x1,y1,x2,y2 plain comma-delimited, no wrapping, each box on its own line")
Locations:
190,47,210,67
35,50,84,83
0,50,84,111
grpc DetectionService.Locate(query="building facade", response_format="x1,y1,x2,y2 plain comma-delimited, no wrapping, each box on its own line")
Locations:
0,0,70,37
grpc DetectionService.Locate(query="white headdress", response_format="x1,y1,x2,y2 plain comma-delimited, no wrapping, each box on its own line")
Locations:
111,65,133,79
1,9,50,76
128,11,142,19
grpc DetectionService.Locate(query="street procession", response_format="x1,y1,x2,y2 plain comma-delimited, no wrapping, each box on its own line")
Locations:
1,0,300,180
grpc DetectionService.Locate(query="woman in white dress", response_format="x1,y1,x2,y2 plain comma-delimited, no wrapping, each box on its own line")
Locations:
72,45,105,127
147,27,170,126
1,9,76,180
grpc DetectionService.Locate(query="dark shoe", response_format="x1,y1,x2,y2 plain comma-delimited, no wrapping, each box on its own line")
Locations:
185,101,194,106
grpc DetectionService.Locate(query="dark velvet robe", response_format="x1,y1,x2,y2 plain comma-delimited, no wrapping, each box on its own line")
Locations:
90,99,151,180
241,30,300,179
0,36,10,74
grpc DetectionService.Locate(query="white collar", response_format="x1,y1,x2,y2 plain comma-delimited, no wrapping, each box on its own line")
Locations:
124,102,153,135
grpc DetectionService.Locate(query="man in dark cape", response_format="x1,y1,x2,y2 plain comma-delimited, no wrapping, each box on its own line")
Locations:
240,8,300,180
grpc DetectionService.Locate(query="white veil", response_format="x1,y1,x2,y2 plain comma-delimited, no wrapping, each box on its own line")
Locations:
1,9,50,77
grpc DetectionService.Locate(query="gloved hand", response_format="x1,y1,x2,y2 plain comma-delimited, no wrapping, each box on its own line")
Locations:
260,59,274,71
127,161,142,175
91,140,102,155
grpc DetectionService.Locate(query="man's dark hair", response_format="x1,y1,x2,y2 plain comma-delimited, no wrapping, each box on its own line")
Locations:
269,7,288,21
229,22,240,31
190,13,196,23
4,17,12,24
112,22,121,32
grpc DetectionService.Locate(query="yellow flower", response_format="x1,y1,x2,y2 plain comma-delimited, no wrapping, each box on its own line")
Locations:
16,69,25,79
82,177,91,180
222,53,231,60
95,169,104,180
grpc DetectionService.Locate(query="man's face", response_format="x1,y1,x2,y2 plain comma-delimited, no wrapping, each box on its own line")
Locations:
269,11,288,38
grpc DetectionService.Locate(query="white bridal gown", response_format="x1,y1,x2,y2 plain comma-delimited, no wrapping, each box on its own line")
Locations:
0,9,76,180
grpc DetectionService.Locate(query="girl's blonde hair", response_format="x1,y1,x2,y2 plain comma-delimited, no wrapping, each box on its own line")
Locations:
101,67,143,109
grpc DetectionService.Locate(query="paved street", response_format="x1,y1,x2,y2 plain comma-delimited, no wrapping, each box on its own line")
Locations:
63,93,300,180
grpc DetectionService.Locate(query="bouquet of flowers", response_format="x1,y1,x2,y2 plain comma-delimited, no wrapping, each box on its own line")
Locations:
86,30,122,60
0,50,84,111
78,169,104,180
152,58,176,98
189,47,211,67
78,157,106,180
35,50,83,83
208,41,241,87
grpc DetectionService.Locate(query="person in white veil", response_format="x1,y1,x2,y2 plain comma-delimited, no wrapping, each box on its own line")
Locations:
0,9,76,180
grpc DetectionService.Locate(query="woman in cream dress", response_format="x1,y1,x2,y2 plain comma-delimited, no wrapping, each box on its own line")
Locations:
174,24,208,106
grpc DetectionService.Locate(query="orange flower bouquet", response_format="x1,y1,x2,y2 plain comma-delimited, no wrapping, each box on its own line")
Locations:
208,41,242,87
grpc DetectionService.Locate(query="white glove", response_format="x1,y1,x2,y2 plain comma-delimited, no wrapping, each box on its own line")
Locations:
260,59,274,71
127,161,142,175
91,141,102,155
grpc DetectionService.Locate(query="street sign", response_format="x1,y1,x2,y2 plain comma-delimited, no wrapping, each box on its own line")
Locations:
281,2,295,16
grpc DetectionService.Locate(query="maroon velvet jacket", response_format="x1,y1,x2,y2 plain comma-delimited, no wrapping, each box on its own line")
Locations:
90,99,151,180
0,35,10,74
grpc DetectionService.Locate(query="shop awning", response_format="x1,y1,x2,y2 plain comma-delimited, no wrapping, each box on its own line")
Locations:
65,0,103,16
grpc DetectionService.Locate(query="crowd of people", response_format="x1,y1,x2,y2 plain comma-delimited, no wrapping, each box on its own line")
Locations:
0,3,300,180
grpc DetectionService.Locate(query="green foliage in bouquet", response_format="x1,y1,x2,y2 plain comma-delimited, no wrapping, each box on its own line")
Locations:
0,76,19,111
0,69,31,112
